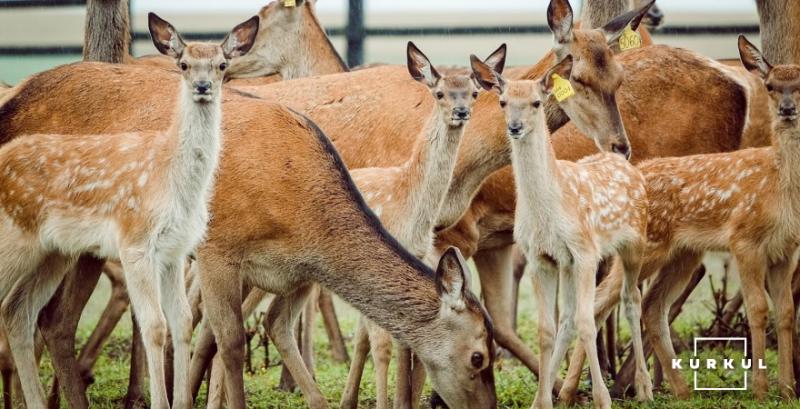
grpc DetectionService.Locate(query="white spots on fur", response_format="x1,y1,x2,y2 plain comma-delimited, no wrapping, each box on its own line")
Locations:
137,172,150,188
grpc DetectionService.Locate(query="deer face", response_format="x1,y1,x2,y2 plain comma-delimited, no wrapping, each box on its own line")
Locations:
471,52,554,140
418,248,496,409
148,13,259,103
545,0,655,159
407,42,483,127
739,35,800,125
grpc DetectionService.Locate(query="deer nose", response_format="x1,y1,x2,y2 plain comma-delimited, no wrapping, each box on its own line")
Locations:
780,104,797,117
611,143,631,160
507,122,523,136
194,81,212,94
454,107,470,119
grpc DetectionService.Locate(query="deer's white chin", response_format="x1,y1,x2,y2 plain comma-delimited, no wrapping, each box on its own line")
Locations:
192,94,214,103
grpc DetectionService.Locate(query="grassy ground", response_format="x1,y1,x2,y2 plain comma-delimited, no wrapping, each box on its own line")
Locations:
29,257,798,408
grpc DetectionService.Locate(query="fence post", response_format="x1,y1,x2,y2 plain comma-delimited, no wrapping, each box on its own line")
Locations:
346,0,365,67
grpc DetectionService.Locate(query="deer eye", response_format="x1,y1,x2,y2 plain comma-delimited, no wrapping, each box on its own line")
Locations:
219,62,228,71
179,62,188,71
436,91,445,100
766,84,774,92
532,101,541,108
472,91,479,98
499,101,507,108
471,352,484,369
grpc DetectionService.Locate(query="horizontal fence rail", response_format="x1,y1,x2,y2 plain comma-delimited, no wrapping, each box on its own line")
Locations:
0,25,761,56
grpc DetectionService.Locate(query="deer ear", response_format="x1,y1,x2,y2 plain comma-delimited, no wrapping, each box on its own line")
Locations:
483,43,507,75
542,55,574,95
222,16,260,59
435,247,472,311
738,35,772,78
407,42,441,88
470,54,505,94
148,13,186,58
601,0,654,45
547,0,574,45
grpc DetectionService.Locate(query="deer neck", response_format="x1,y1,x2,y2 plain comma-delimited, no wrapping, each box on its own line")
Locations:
434,97,510,229
400,105,465,242
83,0,130,63
774,121,800,205
510,120,565,233
166,81,223,212
756,0,800,65
580,0,630,29
316,218,442,347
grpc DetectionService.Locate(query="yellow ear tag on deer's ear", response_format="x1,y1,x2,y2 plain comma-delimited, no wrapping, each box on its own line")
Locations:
284,0,296,7
551,74,575,102
619,25,642,51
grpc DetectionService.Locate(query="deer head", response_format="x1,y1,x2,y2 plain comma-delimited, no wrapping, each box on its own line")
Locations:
226,0,339,78
148,13,258,102
416,247,496,409
472,53,570,140
406,42,491,128
739,35,800,126
545,0,654,158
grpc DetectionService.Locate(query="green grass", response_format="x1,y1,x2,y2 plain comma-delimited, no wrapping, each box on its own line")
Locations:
26,264,800,408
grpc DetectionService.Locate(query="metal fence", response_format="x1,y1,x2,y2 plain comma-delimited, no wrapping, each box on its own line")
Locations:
0,0,760,66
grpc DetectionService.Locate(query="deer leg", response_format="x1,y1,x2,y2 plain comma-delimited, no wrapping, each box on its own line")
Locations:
340,317,370,409
37,255,103,409
530,256,558,409
189,317,218,400
544,263,577,404
206,357,225,409
572,254,611,409
301,284,320,378
265,284,329,409
318,289,348,363
157,258,192,409
765,251,798,399
473,247,553,389
196,253,246,409
368,323,393,409
75,261,129,386
393,346,413,409
120,251,169,409
641,251,701,400
124,313,147,409
618,242,652,401
1,252,71,409
558,261,625,404
732,246,770,400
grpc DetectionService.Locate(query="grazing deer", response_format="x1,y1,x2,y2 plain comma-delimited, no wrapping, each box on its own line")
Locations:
338,42,489,409
0,13,258,409
634,36,800,400
472,52,651,408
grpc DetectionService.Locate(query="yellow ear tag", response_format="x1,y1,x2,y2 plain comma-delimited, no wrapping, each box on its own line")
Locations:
551,74,575,102
619,25,642,51
284,0,296,7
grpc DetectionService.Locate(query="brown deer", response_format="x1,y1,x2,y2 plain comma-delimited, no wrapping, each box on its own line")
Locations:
337,43,489,409
473,52,651,408
0,13,259,409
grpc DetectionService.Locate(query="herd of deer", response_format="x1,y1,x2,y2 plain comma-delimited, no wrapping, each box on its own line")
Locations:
0,0,799,408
